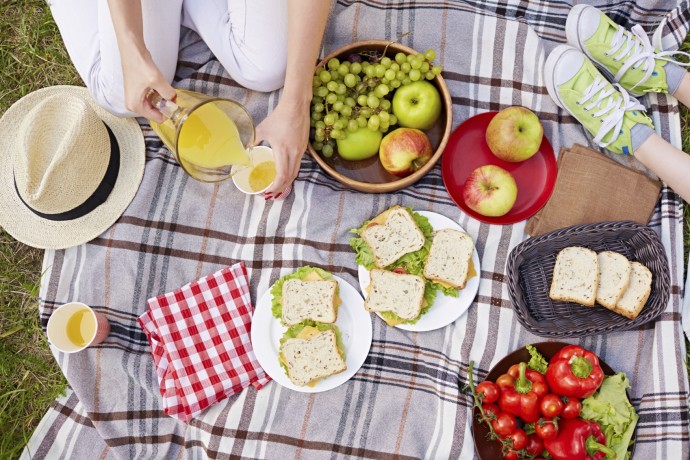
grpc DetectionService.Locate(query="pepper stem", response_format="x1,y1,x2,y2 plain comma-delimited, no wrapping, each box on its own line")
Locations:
570,356,593,379
514,362,533,394
586,435,616,458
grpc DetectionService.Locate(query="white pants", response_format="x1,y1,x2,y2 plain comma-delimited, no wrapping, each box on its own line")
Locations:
48,0,288,117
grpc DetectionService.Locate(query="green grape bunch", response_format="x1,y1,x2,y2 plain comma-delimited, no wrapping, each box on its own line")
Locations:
310,47,442,158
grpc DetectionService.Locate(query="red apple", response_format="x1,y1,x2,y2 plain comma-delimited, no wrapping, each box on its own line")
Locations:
379,128,433,177
463,165,518,217
485,106,543,162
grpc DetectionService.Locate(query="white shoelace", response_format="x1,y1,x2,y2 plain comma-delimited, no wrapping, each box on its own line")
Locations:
607,24,690,89
577,76,645,147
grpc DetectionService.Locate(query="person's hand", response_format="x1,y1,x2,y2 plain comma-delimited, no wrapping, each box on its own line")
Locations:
120,48,176,122
254,99,310,196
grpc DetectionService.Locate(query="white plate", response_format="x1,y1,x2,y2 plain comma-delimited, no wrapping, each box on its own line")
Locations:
357,211,481,332
251,275,372,393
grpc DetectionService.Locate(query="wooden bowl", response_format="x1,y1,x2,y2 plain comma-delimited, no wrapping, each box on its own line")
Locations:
307,40,453,193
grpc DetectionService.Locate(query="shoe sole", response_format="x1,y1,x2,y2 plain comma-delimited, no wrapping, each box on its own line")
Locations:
566,4,643,96
543,44,575,111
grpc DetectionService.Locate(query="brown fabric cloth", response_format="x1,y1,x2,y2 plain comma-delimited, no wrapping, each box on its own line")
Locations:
525,144,662,236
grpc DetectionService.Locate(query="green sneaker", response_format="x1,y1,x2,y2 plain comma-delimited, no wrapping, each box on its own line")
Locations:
566,4,689,96
544,45,654,155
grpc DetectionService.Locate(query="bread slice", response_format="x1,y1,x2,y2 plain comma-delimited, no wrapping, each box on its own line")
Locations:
424,229,475,289
549,246,599,306
361,206,426,269
365,269,425,320
612,261,652,319
281,279,338,326
281,330,347,386
595,251,632,309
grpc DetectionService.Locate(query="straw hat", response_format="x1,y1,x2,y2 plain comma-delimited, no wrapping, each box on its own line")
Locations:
0,86,145,249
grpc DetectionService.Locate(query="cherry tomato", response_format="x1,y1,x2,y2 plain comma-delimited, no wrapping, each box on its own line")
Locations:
534,418,558,440
539,394,564,418
476,381,500,404
502,450,519,460
507,364,521,379
496,374,515,389
483,403,500,420
524,433,544,456
561,397,582,419
506,428,527,451
491,412,517,438
391,268,407,274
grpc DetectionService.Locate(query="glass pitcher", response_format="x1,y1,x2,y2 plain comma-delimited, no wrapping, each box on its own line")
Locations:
147,89,255,182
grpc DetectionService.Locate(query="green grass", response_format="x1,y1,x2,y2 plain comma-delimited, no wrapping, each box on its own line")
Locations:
0,1,79,458
0,2,688,459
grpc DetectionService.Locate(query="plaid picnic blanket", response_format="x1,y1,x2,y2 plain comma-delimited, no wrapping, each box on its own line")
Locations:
23,1,690,458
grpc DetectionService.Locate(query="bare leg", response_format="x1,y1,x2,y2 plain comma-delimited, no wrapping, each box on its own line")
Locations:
634,133,690,202
671,73,690,108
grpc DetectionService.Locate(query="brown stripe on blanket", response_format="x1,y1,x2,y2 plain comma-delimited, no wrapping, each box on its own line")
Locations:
114,216,353,252
181,425,422,460
87,238,358,277
294,395,317,460
195,183,222,278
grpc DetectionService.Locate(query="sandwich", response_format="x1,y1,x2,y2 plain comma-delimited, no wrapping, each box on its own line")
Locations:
350,206,430,271
279,321,347,386
271,266,341,325
364,269,429,326
423,229,475,291
595,251,632,309
549,246,599,306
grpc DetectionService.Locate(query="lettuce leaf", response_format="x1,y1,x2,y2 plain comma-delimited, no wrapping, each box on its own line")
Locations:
526,344,548,374
278,321,346,374
581,372,638,460
431,282,460,298
270,266,334,320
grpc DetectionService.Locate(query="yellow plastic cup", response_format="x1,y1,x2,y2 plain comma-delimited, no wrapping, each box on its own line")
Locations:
46,302,110,353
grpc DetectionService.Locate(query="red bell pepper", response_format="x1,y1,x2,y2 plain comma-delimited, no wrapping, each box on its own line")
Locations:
546,345,604,398
544,418,616,460
498,362,548,423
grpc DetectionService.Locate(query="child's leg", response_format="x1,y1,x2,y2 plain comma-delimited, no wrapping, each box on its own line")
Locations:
634,134,690,202
181,0,288,93
48,0,182,116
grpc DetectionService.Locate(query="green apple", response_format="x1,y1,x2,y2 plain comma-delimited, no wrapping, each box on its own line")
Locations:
462,165,517,217
336,127,382,161
392,80,442,130
379,128,433,177
485,106,543,162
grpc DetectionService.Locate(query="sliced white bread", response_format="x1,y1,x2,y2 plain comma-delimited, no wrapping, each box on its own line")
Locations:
281,330,347,386
612,261,652,320
365,269,425,320
281,279,338,326
361,206,426,268
423,229,475,289
595,251,632,309
549,246,599,306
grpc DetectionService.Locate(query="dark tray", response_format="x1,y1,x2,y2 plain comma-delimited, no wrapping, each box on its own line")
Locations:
472,342,634,459
507,221,670,338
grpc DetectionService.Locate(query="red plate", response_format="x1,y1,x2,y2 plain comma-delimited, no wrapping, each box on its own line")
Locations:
441,111,557,225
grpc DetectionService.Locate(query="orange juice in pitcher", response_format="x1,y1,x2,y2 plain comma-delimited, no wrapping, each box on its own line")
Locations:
148,89,271,184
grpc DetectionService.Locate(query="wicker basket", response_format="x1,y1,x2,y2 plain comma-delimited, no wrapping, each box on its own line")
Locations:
507,221,670,338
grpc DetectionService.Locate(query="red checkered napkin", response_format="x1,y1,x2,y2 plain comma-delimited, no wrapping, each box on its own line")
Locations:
138,262,270,422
